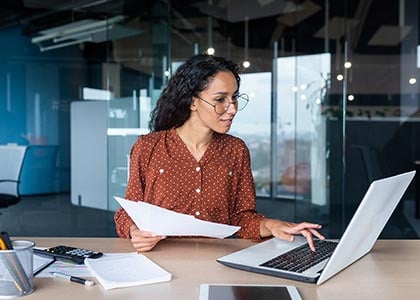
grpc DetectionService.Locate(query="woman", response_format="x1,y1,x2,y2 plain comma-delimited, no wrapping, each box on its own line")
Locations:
114,54,324,252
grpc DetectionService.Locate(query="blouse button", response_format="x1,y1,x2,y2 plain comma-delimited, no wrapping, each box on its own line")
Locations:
195,211,200,216
196,166,201,172
195,188,201,193
159,169,164,174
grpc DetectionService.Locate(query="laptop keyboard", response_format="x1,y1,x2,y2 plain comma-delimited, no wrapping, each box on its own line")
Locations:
260,240,338,273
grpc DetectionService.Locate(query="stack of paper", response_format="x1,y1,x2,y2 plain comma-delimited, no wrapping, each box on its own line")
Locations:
85,253,171,290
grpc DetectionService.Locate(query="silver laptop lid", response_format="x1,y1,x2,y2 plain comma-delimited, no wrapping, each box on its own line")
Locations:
317,170,415,284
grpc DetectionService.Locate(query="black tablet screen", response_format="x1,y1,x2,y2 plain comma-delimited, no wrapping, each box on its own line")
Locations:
208,285,292,300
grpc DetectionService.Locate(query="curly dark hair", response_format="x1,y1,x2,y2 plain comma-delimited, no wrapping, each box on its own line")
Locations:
149,54,240,131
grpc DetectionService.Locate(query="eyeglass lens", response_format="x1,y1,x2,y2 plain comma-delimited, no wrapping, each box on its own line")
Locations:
214,94,249,114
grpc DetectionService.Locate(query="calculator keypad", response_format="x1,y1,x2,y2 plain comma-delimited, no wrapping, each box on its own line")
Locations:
35,245,103,264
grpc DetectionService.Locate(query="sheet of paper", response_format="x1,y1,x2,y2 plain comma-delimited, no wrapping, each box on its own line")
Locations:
85,252,171,290
35,260,93,278
114,196,240,239
33,254,55,275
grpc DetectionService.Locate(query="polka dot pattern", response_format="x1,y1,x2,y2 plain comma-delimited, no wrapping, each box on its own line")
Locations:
114,128,265,241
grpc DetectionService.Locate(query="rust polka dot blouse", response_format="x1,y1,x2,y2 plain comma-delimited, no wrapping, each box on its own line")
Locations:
114,128,265,241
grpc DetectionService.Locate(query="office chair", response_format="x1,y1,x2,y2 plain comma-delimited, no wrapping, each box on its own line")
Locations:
19,145,59,194
351,144,417,238
352,145,386,182
0,145,28,213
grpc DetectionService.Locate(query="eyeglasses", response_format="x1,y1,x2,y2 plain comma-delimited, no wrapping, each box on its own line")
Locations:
196,93,249,115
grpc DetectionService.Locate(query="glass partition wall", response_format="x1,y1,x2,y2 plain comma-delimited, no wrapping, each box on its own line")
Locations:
105,0,420,238
1,0,419,238
105,1,171,212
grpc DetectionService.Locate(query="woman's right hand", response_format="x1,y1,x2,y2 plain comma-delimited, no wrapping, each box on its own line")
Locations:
129,224,166,252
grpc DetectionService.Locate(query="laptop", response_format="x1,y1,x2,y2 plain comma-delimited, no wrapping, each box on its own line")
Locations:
217,170,416,285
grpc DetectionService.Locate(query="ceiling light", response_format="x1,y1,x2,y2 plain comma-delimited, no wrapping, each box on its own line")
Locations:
206,47,215,55
30,16,140,52
207,0,215,56
344,61,352,69
243,16,250,69
31,16,125,44
39,36,92,52
53,25,113,43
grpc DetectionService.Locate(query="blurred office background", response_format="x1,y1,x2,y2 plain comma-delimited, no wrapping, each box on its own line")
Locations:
1,0,420,238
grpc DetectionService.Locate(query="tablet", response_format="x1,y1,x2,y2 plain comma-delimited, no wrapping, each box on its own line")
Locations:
198,284,302,300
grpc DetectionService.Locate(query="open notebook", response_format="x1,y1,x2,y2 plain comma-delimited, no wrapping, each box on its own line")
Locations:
84,253,171,290
217,170,415,285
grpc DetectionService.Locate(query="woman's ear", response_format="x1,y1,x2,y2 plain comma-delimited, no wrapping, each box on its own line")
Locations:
190,98,198,111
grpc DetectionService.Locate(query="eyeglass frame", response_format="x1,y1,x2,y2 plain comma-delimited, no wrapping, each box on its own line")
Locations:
195,93,249,115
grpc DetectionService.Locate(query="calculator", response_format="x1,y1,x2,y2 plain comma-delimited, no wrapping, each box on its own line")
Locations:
34,245,103,264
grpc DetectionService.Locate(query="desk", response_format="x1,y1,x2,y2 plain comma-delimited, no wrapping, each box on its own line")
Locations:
25,238,420,300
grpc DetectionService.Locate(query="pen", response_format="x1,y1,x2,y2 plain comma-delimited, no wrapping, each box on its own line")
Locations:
51,272,95,287
0,236,7,250
0,231,13,249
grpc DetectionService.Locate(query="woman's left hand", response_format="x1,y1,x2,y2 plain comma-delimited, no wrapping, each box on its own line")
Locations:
260,219,325,251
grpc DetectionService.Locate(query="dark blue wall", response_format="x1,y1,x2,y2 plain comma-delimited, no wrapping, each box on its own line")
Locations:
0,26,89,194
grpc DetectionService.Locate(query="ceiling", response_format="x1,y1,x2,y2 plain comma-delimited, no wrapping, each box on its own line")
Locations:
0,0,417,56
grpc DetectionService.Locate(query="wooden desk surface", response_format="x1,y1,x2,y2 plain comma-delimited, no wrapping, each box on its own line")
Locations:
24,238,420,300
